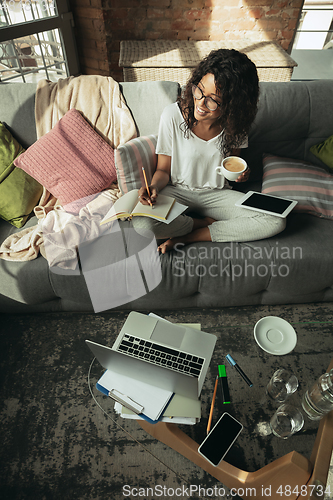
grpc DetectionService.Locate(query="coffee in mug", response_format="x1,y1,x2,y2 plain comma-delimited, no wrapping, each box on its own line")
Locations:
223,158,246,172
216,156,247,181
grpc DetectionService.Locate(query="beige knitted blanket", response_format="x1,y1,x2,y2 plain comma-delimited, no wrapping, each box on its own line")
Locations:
0,75,136,263
35,74,136,147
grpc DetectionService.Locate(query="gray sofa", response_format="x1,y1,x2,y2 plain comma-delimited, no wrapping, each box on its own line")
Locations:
1,79,333,313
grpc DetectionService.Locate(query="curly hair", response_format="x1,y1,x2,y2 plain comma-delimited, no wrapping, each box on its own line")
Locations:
179,48,259,156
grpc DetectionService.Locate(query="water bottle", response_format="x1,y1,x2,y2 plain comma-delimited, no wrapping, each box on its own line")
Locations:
301,368,333,421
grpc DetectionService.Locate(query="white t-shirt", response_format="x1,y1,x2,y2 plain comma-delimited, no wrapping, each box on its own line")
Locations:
156,102,248,191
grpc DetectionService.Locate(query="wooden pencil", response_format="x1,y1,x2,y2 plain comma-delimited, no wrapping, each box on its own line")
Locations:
142,166,153,208
206,375,219,434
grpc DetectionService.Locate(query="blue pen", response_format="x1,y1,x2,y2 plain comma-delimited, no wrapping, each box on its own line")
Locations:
226,354,253,387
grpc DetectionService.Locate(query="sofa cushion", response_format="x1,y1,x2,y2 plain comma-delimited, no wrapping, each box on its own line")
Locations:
0,215,59,307
14,109,116,213
243,81,333,180
310,135,333,171
115,135,157,195
0,122,43,228
262,154,333,219
0,83,37,148
120,81,180,136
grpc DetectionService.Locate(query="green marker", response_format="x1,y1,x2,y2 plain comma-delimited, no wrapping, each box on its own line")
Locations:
218,364,231,404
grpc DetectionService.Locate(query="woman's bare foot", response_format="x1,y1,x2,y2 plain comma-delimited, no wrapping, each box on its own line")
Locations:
158,238,177,253
158,217,216,253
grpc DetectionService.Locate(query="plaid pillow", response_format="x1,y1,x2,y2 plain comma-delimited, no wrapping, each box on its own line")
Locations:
262,154,333,219
114,135,157,195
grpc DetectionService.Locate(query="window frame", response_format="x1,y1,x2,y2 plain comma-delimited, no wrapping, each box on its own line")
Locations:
0,0,79,80
292,0,333,50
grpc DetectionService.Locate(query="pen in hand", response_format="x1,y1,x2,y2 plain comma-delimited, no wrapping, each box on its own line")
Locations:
142,166,153,208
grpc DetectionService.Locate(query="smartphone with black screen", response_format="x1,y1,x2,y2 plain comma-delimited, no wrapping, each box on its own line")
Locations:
198,412,243,466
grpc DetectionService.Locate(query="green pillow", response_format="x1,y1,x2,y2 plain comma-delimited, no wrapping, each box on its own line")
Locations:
0,122,43,228
310,135,333,171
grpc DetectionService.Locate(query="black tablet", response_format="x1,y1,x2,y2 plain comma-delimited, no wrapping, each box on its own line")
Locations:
235,191,297,218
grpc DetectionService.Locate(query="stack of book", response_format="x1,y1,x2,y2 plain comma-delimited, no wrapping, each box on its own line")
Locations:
96,315,202,425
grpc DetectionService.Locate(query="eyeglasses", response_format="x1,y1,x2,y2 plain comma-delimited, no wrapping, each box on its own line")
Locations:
192,84,221,111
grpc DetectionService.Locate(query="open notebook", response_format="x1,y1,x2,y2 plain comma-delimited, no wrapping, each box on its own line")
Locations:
100,189,177,225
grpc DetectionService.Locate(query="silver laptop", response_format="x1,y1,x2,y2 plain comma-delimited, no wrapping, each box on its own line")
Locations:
86,311,216,399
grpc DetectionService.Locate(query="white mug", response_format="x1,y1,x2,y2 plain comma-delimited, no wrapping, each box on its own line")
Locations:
216,156,247,181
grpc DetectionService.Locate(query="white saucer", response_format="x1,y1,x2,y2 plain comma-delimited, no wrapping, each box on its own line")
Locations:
254,316,297,355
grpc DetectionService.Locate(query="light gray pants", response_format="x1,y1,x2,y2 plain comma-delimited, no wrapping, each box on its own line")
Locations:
131,185,286,242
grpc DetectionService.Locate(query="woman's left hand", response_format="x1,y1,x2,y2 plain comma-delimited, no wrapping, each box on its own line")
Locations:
235,167,250,183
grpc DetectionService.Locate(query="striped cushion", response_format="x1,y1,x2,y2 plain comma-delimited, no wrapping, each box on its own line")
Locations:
114,135,157,195
262,154,333,219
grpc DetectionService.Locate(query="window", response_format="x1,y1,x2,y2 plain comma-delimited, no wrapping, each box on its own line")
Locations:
0,0,79,82
292,0,333,50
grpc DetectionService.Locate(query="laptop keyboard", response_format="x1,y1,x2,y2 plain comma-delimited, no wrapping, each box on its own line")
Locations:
118,334,205,377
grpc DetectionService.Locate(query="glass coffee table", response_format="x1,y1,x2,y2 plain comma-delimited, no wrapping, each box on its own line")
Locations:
89,310,333,500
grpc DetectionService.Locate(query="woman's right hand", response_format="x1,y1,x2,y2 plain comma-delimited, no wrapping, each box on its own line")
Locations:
138,185,159,206
138,154,171,206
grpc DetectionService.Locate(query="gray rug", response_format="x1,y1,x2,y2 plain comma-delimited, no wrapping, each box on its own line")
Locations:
0,303,332,500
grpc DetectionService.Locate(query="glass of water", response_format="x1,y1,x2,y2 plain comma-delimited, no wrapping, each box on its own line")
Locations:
270,404,304,439
266,368,298,403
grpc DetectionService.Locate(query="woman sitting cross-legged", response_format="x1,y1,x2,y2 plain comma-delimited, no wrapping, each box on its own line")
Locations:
132,48,286,253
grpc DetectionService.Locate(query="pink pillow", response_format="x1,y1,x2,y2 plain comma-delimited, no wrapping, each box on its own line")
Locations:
14,109,116,212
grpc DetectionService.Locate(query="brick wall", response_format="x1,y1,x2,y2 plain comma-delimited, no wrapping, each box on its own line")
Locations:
69,0,109,75
69,0,304,80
